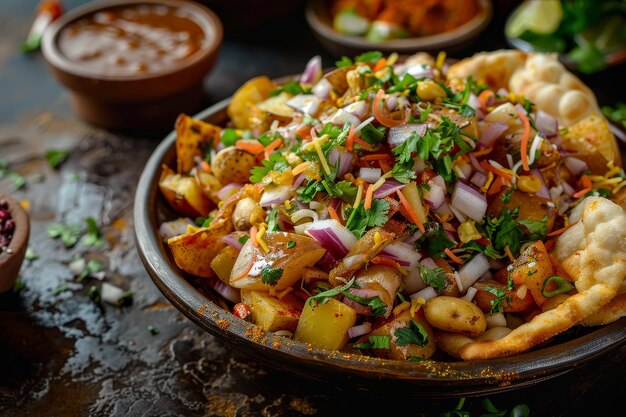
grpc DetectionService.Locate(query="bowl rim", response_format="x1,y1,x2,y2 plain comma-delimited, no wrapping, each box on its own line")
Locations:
134,98,626,395
41,0,223,82
304,0,493,52
0,193,30,287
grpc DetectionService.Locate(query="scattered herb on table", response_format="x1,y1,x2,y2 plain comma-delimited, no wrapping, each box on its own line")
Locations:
81,217,104,248
45,149,70,169
47,223,81,248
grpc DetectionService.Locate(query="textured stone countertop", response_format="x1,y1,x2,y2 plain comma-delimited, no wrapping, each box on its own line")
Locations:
1,1,625,416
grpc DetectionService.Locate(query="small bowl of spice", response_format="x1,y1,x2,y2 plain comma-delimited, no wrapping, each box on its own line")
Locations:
0,194,30,293
41,0,223,129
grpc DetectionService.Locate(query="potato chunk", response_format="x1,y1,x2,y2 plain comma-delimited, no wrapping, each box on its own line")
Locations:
210,246,240,284
241,290,302,332
159,165,211,218
294,298,356,350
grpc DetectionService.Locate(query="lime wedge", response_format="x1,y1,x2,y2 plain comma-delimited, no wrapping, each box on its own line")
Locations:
506,0,563,38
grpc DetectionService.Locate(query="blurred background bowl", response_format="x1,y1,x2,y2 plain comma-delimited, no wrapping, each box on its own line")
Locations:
305,0,492,57
41,0,223,130
0,194,29,294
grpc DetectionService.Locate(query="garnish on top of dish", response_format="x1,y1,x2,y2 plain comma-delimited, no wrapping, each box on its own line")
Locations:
157,49,626,362
331,0,481,41
506,0,626,73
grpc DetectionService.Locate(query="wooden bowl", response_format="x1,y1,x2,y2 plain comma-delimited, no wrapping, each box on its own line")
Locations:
0,194,30,293
41,0,223,129
134,99,626,397
305,0,492,57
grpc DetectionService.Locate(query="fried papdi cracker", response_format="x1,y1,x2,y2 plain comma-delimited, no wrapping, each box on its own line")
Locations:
175,114,221,174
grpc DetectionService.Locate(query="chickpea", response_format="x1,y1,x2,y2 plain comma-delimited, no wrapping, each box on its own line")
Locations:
232,197,264,231
423,296,487,337
417,81,446,101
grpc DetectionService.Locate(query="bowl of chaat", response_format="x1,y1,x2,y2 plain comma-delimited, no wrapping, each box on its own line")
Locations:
135,49,626,394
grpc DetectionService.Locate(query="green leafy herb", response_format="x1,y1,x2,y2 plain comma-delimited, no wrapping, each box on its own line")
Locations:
440,397,530,417
415,222,457,258
238,235,250,245
407,356,425,362
195,216,212,227
297,180,325,203
354,335,390,350
77,259,104,282
286,240,296,249
221,128,239,146
8,172,26,190
541,275,574,298
12,276,25,293
51,282,70,296
419,264,448,292
87,285,101,304
81,217,103,248
270,80,306,97
501,186,515,203
342,291,387,315
440,398,470,417
395,320,429,347
250,153,289,183
261,265,284,286
355,50,383,63
47,223,81,248
307,277,355,306
482,208,548,258
602,102,626,128
322,180,358,203
45,149,70,169
266,208,280,232
148,325,160,335
335,56,353,67
345,199,390,238
25,247,38,261
484,285,511,314
391,159,417,183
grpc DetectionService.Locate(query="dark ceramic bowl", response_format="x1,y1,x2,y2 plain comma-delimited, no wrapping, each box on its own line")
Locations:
41,0,223,129
0,194,30,293
305,0,492,57
134,99,626,397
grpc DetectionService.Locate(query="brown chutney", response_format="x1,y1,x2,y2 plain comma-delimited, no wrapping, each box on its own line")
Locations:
58,3,208,75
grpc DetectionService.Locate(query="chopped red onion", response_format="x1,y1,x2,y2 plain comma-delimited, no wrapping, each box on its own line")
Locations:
496,87,509,96
562,182,575,196
217,183,244,201
420,257,438,270
209,277,241,304
530,169,550,199
373,179,405,198
429,175,447,193
293,172,306,188
402,267,427,293
327,109,361,126
406,64,433,79
343,297,372,315
388,123,427,147
286,94,322,115
404,229,423,244
535,109,558,137
329,149,354,178
343,100,368,119
424,183,445,209
386,95,399,111
469,153,487,175
306,219,357,257
221,233,244,251
359,167,382,183
409,286,437,301
300,55,322,85
381,240,422,268
347,322,373,338
479,122,508,146
467,93,480,111
450,204,468,223
434,200,454,219
159,218,194,241
451,181,488,221
312,78,332,99
457,254,490,291
564,157,588,177
470,171,488,188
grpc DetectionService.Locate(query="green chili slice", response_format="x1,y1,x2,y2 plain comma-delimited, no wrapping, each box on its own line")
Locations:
541,276,574,298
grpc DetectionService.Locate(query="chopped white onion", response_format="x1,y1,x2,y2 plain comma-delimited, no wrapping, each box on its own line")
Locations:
451,181,488,221
306,219,357,257
290,209,319,223
260,185,293,207
402,267,427,294
348,322,373,339
485,312,507,328
343,100,368,119
461,286,478,302
210,278,241,304
159,218,195,241
312,78,332,99
300,55,322,85
286,94,323,115
457,254,490,291
535,109,558,137
564,157,589,177
406,64,433,79
388,123,427,147
217,183,244,201
470,171,488,188
424,183,445,209
359,167,382,183
354,116,375,133
327,109,361,126
381,240,422,268
479,121,508,146
101,282,125,306
409,287,437,302
419,257,438,270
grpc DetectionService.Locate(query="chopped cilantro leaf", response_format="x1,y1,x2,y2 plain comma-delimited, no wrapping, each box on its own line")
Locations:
77,259,104,282
415,222,456,258
148,325,160,335
395,320,429,347
47,223,81,248
195,216,212,227
266,208,280,232
307,277,355,306
391,159,417,183
335,56,353,67
45,149,70,169
286,240,296,249
25,247,38,261
323,180,357,203
261,265,284,286
221,128,239,147
298,179,325,203
419,264,448,292
270,80,306,97
238,235,250,245
342,291,387,315
484,285,511,314
355,51,383,63
345,199,390,238
250,153,289,183
354,335,390,350
81,217,103,248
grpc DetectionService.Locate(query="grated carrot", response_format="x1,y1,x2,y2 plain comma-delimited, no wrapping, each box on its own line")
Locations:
478,90,495,113
546,223,576,237
480,160,512,182
472,146,493,157
572,175,593,198
236,140,264,155
327,205,341,223
372,89,405,128
363,153,393,161
364,184,374,210
373,57,387,72
379,159,392,173
396,189,425,233
231,252,256,282
487,176,504,195
292,161,311,176
444,248,463,264
250,225,258,247
200,160,211,173
371,256,400,269
353,136,374,149
264,138,283,159
516,109,531,171
345,125,355,151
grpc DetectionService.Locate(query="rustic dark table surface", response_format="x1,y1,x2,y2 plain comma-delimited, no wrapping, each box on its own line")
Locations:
1,1,625,416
